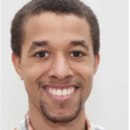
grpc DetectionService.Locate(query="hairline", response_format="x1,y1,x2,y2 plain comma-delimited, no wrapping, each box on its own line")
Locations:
21,11,93,55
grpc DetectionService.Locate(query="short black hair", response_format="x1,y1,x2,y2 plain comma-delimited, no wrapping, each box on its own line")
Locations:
11,0,100,57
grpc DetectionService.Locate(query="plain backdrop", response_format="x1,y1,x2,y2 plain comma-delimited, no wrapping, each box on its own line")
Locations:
1,0,128,130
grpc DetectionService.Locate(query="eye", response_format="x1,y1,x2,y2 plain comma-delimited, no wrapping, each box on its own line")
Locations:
35,51,49,58
70,51,85,57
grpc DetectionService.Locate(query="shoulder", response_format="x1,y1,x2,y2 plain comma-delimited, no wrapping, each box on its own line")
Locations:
90,122,108,130
12,119,27,130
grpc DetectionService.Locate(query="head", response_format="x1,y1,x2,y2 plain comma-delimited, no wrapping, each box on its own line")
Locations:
11,0,100,123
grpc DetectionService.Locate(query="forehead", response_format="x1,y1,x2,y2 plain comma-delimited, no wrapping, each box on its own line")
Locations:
23,12,92,48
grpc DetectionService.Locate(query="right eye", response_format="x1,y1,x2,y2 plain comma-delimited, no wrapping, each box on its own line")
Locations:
35,51,49,58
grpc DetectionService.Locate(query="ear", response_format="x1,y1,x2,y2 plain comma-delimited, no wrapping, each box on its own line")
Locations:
12,53,23,80
93,53,100,75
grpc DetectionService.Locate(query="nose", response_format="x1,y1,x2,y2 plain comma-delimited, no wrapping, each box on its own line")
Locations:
48,56,73,80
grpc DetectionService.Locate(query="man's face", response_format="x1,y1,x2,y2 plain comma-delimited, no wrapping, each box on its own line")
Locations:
13,12,99,123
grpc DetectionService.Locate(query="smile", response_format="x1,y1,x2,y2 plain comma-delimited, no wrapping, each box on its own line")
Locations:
43,86,79,101
45,87,76,96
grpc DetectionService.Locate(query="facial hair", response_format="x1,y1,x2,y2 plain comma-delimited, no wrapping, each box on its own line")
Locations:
38,78,84,123
39,96,82,123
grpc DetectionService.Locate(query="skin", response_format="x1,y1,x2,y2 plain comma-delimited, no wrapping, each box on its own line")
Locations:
12,12,100,130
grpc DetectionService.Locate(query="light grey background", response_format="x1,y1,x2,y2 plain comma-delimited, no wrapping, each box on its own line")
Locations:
1,0,128,130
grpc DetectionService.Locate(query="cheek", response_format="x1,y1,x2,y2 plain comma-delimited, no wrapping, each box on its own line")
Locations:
22,61,50,83
76,65,94,102
21,62,50,101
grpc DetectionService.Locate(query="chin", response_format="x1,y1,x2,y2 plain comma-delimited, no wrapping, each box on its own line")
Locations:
39,99,82,123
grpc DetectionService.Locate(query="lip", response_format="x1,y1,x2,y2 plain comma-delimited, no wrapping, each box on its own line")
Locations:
42,84,79,89
43,85,79,102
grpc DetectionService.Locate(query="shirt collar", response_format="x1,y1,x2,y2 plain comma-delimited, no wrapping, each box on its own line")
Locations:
25,114,92,130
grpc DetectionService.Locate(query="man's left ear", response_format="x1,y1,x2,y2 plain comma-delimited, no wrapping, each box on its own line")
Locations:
93,53,100,74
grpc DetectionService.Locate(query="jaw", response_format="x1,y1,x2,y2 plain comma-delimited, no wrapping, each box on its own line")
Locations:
39,98,83,123
38,86,83,123
28,99,86,130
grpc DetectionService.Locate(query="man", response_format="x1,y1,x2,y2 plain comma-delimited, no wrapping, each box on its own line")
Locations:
11,0,107,130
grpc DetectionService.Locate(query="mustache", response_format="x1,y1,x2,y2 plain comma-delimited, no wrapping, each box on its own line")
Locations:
37,78,84,90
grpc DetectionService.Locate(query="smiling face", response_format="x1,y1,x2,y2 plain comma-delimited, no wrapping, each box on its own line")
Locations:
12,12,100,123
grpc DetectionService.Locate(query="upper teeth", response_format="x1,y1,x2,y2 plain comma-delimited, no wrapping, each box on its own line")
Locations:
47,87,75,96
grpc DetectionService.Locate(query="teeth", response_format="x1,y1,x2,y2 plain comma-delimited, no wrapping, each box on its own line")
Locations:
57,89,62,96
47,87,76,96
49,88,52,93
67,89,71,95
70,88,74,93
62,89,68,96
52,89,57,95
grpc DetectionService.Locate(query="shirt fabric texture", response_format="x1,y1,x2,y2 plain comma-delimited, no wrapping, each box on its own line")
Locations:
13,114,107,130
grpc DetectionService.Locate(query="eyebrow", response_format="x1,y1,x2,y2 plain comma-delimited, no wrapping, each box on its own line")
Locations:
28,40,89,53
70,40,89,51
28,41,49,53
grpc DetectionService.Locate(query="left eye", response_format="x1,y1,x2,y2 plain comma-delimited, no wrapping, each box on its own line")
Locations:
35,51,49,58
70,51,84,57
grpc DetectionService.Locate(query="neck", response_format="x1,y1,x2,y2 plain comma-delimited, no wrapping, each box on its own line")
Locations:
28,101,86,130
